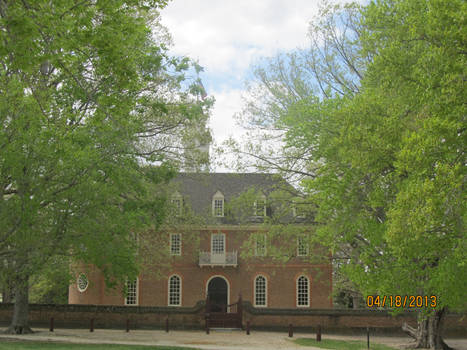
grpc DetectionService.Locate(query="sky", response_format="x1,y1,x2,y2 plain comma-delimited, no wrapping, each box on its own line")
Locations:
159,1,328,171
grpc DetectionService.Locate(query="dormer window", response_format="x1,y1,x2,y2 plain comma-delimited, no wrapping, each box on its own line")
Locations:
171,191,183,216
254,194,267,217
212,191,224,217
293,198,306,218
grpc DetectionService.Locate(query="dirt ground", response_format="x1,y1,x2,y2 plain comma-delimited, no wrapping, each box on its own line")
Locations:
0,328,466,350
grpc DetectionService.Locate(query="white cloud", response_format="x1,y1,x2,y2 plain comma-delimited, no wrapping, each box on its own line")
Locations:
161,0,321,74
159,0,327,171
209,88,245,143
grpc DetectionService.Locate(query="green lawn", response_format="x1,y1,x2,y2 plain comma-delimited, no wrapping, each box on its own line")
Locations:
0,342,199,350
294,338,397,350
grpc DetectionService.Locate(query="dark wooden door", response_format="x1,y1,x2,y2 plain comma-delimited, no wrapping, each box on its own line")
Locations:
207,277,227,312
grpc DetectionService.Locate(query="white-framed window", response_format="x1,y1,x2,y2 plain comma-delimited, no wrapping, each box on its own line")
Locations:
254,195,267,217
77,273,88,293
296,275,310,307
293,200,307,218
171,192,183,216
255,234,267,256
125,278,138,305
168,274,181,306
170,233,182,256
211,233,225,254
254,275,267,307
212,191,224,217
297,236,309,256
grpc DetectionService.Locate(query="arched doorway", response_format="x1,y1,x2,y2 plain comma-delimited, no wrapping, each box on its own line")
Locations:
207,276,228,312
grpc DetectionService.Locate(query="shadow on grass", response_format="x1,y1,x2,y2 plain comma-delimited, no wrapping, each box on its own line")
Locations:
0,341,200,350
294,338,398,350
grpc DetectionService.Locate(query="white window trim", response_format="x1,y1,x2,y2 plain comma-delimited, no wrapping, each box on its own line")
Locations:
77,273,89,293
254,195,267,217
211,233,226,254
170,233,182,256
254,275,268,307
297,236,309,256
125,278,139,306
296,275,310,307
293,201,306,218
212,191,224,217
255,234,267,256
168,274,182,306
171,191,183,216
205,275,230,311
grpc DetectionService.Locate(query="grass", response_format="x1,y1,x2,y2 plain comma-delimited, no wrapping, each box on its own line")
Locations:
0,341,199,350
294,338,398,350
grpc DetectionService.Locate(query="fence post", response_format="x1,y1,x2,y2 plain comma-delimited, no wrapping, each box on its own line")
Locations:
49,317,54,332
246,320,250,335
90,318,94,332
206,294,210,313
165,317,169,333
206,293,210,334
288,323,293,337
316,325,321,341
126,319,130,333
237,294,243,330
367,326,370,349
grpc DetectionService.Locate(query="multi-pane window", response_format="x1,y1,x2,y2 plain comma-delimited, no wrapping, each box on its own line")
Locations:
170,233,182,255
77,273,88,293
168,275,181,306
297,236,309,256
211,233,225,254
255,234,267,256
125,279,138,305
254,275,267,307
297,276,310,307
254,197,266,217
214,199,224,217
212,191,224,217
172,198,182,216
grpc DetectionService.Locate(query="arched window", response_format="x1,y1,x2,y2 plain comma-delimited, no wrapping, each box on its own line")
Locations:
296,275,310,307
254,275,267,307
168,275,181,306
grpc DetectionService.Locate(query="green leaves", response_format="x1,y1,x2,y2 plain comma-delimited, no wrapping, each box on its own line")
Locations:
234,0,466,314
0,0,211,304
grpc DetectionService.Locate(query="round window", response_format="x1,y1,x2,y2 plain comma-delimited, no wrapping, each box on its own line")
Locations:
77,273,88,293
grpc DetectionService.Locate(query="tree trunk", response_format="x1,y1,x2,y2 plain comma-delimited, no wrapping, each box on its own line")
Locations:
4,274,33,334
402,308,452,350
1,284,14,303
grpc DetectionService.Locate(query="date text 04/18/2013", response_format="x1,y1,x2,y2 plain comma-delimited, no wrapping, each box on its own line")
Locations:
366,295,437,308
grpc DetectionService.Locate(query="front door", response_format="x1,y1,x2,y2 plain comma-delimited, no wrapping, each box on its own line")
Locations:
207,277,228,312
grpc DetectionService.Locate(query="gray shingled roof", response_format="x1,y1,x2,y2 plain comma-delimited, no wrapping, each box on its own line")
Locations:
170,173,296,224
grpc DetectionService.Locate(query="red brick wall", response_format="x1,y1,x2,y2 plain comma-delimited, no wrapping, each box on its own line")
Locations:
1,304,465,336
70,228,333,310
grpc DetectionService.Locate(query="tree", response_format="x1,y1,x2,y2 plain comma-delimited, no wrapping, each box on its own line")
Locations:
229,1,466,349
0,0,211,333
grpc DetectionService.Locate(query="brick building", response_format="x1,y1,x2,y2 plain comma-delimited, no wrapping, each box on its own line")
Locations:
69,173,333,313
